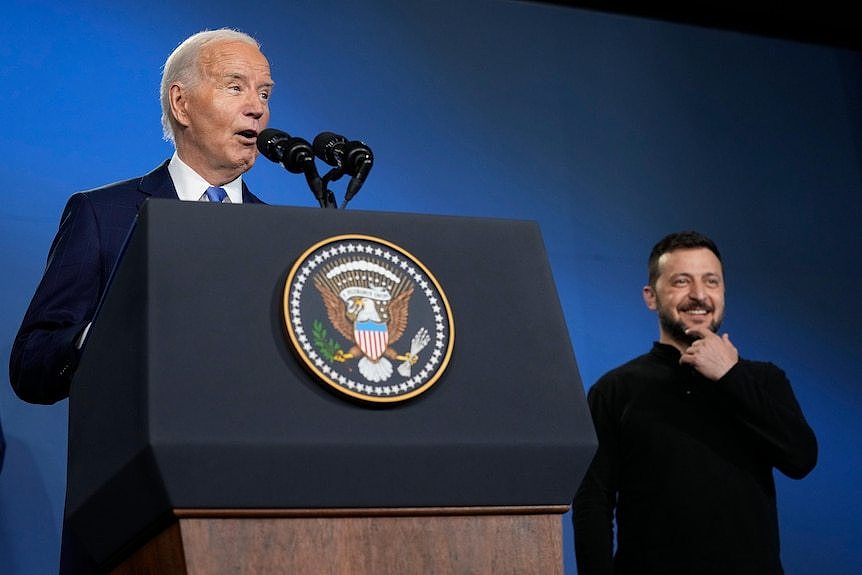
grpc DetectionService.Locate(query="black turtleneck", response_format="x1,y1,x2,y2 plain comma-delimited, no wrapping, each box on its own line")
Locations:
573,342,817,575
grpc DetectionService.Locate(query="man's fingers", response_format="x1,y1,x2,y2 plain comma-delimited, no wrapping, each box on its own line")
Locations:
684,327,709,340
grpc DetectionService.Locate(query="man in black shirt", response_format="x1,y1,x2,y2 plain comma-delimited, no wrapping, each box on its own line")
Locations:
573,230,817,575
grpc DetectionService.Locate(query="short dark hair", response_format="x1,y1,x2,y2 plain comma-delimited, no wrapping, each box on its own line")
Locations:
648,231,722,287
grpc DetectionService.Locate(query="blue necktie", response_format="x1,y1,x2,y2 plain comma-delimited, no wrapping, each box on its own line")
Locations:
205,186,227,203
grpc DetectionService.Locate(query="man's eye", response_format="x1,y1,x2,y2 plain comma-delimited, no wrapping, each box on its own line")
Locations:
260,92,270,101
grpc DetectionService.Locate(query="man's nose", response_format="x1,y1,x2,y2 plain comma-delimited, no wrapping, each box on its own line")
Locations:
688,281,706,300
245,93,265,118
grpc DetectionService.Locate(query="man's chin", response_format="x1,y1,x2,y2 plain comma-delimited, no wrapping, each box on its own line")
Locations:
230,155,257,174
660,316,719,345
671,325,699,346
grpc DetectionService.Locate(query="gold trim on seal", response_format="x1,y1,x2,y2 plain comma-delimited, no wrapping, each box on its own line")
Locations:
283,234,455,403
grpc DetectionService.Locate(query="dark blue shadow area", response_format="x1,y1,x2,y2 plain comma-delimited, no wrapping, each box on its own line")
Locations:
0,436,63,575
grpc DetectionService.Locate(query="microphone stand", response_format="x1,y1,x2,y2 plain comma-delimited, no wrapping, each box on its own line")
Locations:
318,166,344,209
301,160,337,209
341,159,372,209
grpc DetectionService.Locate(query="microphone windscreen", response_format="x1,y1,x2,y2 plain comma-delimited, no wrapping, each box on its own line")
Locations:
313,132,347,166
257,128,290,162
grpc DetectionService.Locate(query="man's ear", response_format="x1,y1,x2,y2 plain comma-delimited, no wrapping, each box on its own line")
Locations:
169,84,191,129
643,285,657,311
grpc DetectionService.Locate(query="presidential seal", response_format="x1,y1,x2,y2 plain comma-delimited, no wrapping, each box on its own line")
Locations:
284,234,454,403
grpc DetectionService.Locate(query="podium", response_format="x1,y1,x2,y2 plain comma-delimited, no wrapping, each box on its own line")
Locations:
67,200,596,573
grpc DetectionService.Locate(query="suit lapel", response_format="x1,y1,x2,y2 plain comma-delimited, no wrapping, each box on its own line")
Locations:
137,160,179,207
242,182,265,204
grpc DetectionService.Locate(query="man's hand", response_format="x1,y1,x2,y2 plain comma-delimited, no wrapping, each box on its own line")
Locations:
680,328,739,380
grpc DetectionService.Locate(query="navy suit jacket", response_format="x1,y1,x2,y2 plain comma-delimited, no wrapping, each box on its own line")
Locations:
10,160,264,404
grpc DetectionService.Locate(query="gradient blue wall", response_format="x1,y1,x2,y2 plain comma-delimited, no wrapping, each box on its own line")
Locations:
2,1,860,573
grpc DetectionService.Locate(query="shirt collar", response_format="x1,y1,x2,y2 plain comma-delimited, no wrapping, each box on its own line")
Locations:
167,151,243,203
651,341,683,361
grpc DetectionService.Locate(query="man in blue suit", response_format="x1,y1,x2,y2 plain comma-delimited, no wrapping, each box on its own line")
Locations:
10,27,275,574
10,28,274,406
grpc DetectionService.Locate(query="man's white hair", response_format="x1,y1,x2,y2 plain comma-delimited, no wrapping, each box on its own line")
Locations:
160,29,261,143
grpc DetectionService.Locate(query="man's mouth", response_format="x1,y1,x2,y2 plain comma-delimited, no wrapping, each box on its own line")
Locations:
680,306,712,316
237,129,258,142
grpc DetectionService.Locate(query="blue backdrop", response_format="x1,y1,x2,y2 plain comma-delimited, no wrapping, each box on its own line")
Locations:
1,1,860,573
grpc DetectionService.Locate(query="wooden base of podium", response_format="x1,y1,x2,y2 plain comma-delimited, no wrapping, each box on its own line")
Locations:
111,506,567,575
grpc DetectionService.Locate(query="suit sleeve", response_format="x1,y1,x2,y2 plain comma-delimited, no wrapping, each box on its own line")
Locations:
572,383,617,575
9,193,104,404
718,361,818,479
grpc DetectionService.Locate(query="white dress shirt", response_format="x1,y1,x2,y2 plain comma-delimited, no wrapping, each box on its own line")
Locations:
167,152,244,203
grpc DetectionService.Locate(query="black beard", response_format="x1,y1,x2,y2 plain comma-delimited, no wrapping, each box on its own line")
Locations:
658,309,722,346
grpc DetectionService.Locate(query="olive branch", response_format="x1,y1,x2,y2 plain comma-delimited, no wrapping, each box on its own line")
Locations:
312,320,341,362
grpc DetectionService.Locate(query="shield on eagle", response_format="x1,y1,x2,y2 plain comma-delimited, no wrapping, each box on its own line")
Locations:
354,320,389,361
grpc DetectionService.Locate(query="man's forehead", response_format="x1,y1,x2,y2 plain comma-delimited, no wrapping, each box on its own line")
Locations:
658,247,723,275
200,41,271,74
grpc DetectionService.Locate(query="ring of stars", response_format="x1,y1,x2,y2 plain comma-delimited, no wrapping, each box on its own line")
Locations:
285,235,453,402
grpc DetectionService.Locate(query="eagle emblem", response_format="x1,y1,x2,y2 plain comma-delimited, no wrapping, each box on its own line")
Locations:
313,259,429,382
283,235,454,403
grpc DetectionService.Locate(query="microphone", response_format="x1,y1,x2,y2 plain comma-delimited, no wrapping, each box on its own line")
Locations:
257,128,314,174
313,132,373,208
257,128,335,208
312,132,374,178
312,131,347,167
